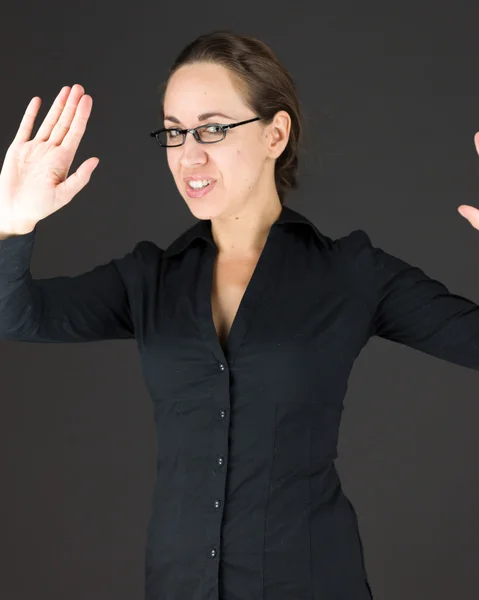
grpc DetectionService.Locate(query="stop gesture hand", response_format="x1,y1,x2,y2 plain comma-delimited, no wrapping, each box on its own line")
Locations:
457,133,479,229
0,84,98,235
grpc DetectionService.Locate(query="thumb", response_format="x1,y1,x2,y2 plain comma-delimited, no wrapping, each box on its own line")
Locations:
57,157,100,207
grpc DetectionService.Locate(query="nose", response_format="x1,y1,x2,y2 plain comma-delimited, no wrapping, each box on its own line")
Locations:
179,131,208,167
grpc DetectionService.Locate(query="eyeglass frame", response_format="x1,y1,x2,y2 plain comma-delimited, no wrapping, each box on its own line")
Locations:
149,116,262,147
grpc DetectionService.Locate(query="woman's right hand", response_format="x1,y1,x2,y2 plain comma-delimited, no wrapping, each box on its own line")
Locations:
0,84,99,235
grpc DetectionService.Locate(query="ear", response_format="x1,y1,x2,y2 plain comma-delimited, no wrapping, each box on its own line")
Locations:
266,110,291,159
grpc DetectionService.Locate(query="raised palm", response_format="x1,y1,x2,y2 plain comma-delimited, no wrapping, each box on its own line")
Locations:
0,84,99,234
457,132,479,229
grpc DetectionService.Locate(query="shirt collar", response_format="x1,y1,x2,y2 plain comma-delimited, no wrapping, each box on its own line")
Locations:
164,204,327,258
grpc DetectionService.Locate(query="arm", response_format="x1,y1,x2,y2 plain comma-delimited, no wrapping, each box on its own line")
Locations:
0,226,143,343
344,229,479,371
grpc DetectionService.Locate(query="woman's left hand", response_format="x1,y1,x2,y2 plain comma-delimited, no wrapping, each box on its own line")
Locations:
457,133,479,229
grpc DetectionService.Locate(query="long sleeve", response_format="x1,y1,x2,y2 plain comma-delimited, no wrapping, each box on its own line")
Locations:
0,226,142,343
345,229,479,370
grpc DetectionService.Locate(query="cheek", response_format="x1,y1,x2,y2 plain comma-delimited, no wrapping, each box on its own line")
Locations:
167,155,183,187
234,148,261,188
166,151,176,172
233,148,252,173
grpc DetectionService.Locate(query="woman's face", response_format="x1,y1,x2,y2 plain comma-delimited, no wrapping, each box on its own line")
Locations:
163,62,289,221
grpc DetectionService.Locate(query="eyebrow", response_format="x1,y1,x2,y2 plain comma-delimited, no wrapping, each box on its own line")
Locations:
163,112,235,124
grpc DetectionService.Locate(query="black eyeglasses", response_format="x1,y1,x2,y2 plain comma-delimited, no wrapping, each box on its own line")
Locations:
149,116,261,147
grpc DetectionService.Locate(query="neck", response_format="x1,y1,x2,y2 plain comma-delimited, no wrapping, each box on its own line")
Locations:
210,197,283,259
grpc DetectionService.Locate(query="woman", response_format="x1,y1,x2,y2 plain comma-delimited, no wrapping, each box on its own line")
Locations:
1,30,479,600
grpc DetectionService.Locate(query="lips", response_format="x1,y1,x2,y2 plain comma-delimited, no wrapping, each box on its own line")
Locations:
184,176,217,182
185,179,217,198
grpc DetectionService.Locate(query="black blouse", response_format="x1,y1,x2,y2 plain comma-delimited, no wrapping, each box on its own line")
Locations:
1,204,478,600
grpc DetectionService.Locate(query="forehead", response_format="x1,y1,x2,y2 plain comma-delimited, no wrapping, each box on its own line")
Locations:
164,63,246,119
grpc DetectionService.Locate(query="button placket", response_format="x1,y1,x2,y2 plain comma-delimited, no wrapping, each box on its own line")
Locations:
203,358,229,587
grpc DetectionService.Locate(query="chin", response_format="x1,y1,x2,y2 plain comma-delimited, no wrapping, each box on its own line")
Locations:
184,198,220,221
183,196,226,219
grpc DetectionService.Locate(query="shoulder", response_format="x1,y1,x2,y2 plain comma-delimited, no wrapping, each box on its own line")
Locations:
331,228,373,256
298,217,374,264
110,240,165,288
113,239,164,267
282,206,373,259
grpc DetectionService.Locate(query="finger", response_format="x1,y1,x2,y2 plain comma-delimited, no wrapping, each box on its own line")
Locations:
34,85,78,142
458,205,479,228
60,95,93,157
12,96,42,144
49,85,88,146
55,156,100,209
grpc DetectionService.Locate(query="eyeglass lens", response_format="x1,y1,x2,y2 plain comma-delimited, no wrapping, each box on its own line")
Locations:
157,124,225,147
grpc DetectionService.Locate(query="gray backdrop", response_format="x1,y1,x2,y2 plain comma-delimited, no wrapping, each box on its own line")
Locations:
1,3,479,599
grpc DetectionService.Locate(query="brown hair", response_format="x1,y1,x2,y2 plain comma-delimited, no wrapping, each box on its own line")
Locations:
158,29,307,205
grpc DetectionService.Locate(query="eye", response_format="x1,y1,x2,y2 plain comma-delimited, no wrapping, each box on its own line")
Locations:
205,125,222,134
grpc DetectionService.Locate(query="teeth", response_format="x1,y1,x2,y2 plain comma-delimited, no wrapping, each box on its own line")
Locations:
188,179,211,189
